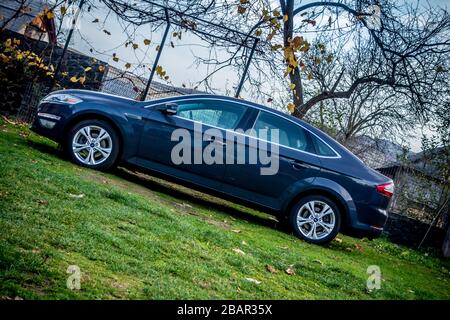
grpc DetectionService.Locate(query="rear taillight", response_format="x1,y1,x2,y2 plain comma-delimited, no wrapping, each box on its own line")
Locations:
376,182,394,198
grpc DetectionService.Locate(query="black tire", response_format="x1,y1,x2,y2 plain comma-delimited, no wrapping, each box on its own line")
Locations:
66,119,119,171
289,195,341,244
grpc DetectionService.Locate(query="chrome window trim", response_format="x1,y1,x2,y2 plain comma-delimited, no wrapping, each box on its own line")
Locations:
144,96,341,159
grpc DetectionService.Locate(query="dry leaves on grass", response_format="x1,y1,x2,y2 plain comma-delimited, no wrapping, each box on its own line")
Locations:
334,237,343,244
244,277,261,285
69,193,85,199
233,248,246,256
313,259,324,266
266,264,278,274
231,229,241,233
36,199,48,205
285,265,296,275
354,244,364,252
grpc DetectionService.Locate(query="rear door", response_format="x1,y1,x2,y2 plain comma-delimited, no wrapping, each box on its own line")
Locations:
224,110,323,200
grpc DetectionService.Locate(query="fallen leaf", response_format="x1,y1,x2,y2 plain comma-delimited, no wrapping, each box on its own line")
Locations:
231,229,241,233
334,237,343,243
233,248,245,256
37,199,48,205
354,244,364,252
69,193,85,199
266,264,278,274
244,277,261,285
313,259,324,266
285,265,296,275
241,241,248,246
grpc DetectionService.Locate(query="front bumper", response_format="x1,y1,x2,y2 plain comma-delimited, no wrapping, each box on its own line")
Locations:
30,102,73,142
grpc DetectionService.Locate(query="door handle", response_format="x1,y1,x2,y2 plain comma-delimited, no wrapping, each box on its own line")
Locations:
205,136,226,146
290,160,309,170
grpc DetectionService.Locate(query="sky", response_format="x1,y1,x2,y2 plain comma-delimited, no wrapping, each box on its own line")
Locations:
60,0,449,152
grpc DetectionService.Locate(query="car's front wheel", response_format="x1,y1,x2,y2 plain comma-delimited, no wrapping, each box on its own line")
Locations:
66,119,119,170
289,195,341,244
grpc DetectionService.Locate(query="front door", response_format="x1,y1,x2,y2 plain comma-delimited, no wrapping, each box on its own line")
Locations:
138,98,248,182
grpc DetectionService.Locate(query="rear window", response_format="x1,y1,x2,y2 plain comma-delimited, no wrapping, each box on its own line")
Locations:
311,135,338,157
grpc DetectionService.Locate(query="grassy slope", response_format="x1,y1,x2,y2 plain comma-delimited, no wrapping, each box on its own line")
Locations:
0,118,449,300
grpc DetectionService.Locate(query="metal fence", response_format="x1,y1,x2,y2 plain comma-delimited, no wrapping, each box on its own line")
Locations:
378,165,449,230
100,66,204,101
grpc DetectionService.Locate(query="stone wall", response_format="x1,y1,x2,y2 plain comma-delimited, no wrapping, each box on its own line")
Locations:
383,212,446,249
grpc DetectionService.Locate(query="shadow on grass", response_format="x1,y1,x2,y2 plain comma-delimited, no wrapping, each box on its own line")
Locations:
113,167,288,232
26,140,61,158
27,140,289,233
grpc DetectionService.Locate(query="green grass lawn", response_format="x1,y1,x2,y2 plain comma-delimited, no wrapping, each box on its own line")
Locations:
0,117,449,300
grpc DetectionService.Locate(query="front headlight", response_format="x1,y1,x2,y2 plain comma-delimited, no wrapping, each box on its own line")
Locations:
41,93,83,105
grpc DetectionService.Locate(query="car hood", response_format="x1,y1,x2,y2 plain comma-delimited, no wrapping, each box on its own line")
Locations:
49,89,140,105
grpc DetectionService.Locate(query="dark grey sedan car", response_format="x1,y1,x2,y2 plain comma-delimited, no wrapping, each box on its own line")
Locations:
31,89,394,244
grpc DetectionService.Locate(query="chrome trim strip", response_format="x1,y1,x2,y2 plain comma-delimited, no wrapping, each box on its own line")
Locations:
145,97,341,159
37,112,61,121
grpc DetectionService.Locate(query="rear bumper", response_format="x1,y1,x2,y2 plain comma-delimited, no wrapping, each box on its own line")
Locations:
349,204,389,238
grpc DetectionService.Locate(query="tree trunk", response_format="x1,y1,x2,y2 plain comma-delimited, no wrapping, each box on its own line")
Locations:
283,0,305,118
442,200,450,258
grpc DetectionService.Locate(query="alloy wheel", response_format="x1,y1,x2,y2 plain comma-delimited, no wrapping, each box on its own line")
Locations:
296,200,336,240
72,125,113,165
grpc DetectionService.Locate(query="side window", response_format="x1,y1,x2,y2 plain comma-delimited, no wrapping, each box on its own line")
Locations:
311,135,338,157
177,100,246,130
252,111,311,152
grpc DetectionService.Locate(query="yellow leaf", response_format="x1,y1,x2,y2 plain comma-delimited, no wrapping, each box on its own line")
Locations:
314,57,321,65
79,76,86,84
283,14,288,22
307,72,314,80
326,54,333,64
46,11,54,20
290,83,296,90
273,9,280,17
70,76,78,83
132,43,138,50
287,102,295,113
143,39,151,45
84,66,92,72
271,44,282,51
60,6,66,15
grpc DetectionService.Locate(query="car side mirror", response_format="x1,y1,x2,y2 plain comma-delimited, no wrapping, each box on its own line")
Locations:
156,103,178,115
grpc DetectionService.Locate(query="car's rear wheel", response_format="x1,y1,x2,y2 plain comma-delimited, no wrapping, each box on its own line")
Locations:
289,195,341,244
66,119,119,170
